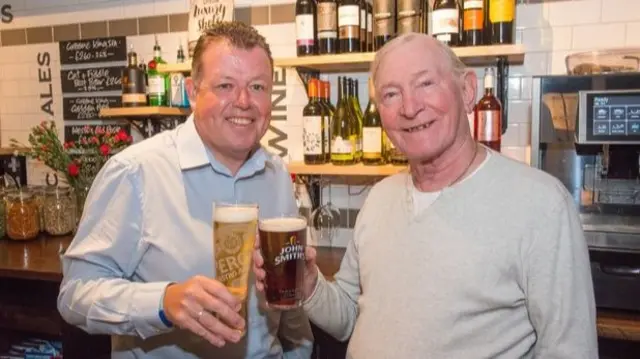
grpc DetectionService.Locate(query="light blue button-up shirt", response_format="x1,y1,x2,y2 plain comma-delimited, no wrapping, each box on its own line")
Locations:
57,115,314,359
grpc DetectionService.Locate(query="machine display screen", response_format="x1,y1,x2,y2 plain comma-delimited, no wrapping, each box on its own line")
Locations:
585,91,640,142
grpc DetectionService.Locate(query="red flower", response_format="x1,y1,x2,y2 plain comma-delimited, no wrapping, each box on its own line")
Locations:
91,136,99,144
63,141,74,149
116,130,129,142
68,163,79,177
40,145,47,151
99,144,110,156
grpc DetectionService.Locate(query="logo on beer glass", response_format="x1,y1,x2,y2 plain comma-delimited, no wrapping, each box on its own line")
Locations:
274,234,305,266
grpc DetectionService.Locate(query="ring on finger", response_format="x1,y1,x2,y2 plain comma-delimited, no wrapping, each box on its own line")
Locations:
196,309,204,322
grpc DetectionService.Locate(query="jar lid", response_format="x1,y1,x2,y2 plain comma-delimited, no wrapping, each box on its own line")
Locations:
7,190,32,201
45,186,71,195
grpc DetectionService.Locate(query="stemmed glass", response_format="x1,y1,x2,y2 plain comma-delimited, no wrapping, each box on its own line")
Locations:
310,178,340,247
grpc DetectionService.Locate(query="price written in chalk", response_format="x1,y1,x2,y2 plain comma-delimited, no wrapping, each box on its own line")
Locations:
63,96,121,121
61,66,123,93
59,36,127,65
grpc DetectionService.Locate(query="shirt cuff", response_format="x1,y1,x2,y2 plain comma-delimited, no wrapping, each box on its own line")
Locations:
130,281,174,339
302,267,325,309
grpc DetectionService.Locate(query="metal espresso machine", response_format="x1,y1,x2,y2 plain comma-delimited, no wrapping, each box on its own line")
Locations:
531,49,640,312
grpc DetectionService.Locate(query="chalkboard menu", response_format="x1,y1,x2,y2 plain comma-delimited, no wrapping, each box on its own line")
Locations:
59,36,127,65
60,66,123,93
64,123,131,143
63,96,121,121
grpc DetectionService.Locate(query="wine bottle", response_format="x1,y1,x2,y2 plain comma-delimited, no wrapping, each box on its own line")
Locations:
474,67,502,151
348,78,363,162
362,78,384,165
303,79,326,164
432,0,460,47
462,0,484,46
318,75,334,162
338,0,361,53
359,0,367,52
121,45,147,107
296,0,317,56
366,0,373,51
331,77,357,165
488,0,514,44
317,0,338,54
397,0,422,35
385,131,408,165
373,0,395,50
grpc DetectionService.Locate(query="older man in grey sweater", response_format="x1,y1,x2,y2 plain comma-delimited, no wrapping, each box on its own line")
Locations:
255,33,598,358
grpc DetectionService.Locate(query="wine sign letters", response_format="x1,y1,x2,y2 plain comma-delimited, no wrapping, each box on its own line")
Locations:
59,37,127,65
64,123,131,143
1,4,12,24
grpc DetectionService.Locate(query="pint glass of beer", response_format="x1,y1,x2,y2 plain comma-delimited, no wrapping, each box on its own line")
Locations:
258,215,307,310
213,202,258,335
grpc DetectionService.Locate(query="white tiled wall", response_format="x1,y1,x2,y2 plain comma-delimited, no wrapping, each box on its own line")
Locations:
1,0,639,247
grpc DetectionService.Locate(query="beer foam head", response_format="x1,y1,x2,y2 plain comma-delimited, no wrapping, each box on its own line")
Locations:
259,217,307,232
215,205,258,223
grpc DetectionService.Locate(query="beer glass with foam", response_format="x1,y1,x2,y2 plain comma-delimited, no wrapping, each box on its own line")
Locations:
258,215,307,310
213,202,258,335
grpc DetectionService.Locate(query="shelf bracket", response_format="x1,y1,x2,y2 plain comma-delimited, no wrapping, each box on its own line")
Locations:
294,66,320,96
496,56,509,135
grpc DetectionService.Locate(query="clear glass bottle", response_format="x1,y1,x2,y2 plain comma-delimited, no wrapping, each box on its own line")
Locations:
43,186,76,236
6,189,40,240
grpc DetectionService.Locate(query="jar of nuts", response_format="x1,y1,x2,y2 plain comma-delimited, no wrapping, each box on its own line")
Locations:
43,186,76,236
6,189,40,240
28,185,45,232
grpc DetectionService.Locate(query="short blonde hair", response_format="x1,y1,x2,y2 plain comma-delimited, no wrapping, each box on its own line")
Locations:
370,33,467,87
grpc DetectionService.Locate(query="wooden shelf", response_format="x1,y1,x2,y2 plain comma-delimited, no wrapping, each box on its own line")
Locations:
287,162,406,176
99,107,190,118
157,44,524,74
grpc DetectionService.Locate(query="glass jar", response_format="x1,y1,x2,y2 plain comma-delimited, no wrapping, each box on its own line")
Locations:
28,185,45,232
43,186,76,236
6,190,40,240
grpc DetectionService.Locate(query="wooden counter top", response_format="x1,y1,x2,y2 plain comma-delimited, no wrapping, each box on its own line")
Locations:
1,236,640,341
0,235,71,282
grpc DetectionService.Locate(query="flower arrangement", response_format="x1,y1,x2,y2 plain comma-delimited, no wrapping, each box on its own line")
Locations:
10,120,132,194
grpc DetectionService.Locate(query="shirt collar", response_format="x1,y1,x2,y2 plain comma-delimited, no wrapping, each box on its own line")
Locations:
176,114,272,178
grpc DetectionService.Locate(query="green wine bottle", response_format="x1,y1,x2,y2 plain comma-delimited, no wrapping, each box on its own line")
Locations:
362,77,384,165
331,77,357,165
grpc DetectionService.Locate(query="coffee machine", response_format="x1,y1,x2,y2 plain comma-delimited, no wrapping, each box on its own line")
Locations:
531,49,640,312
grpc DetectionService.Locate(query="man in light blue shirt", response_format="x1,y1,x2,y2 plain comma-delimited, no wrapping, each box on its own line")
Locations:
57,21,314,358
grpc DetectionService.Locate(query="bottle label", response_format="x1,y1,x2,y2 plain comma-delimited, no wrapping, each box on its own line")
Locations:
490,0,515,23
338,4,360,40
464,1,484,31
296,14,315,46
170,73,185,107
367,13,373,33
303,116,323,155
318,3,337,39
375,17,393,37
397,14,420,34
432,8,459,35
363,127,382,154
360,8,366,30
476,110,501,142
148,76,165,95
323,116,330,154
331,136,356,161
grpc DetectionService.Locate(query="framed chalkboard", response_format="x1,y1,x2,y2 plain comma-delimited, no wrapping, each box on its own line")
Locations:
64,123,131,143
63,96,121,121
59,36,127,65
60,66,123,93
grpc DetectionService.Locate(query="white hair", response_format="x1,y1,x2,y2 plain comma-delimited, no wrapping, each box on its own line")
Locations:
370,33,467,89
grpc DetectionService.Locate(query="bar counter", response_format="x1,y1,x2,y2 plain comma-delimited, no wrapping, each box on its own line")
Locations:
1,235,639,357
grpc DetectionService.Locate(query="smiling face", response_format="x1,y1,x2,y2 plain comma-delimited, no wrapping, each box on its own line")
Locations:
374,36,477,163
188,40,273,166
